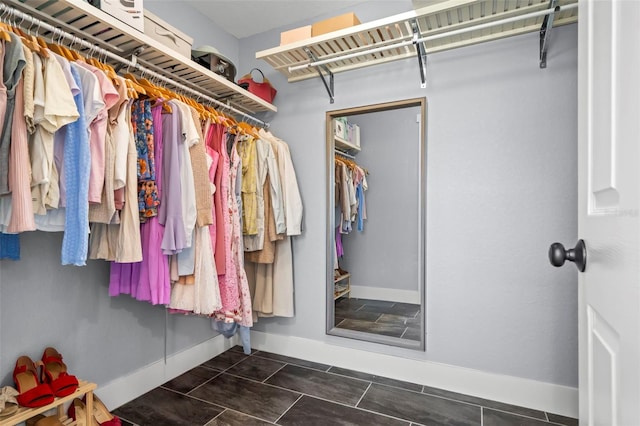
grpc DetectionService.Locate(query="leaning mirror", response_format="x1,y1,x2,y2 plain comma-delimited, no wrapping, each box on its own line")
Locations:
326,98,427,350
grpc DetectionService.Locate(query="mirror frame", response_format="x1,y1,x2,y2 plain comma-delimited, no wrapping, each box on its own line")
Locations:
325,98,427,351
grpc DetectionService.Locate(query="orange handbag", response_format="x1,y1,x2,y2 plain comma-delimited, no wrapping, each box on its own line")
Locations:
238,68,277,103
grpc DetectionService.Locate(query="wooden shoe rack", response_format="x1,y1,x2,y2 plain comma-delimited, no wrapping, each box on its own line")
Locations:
334,272,351,300
0,380,96,426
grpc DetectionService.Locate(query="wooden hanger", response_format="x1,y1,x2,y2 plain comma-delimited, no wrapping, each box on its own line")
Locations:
137,77,175,113
47,41,75,61
0,22,11,43
44,28,74,60
9,24,46,57
238,121,259,138
123,73,147,96
36,35,48,50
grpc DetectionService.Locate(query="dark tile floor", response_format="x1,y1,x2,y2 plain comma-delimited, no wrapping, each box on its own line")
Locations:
113,346,579,426
335,298,421,341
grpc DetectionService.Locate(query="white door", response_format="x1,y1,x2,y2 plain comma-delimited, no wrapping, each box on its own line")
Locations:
578,0,640,424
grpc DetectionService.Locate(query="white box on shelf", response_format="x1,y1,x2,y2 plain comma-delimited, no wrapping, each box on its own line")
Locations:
347,123,360,148
333,118,347,140
143,9,193,58
92,0,144,32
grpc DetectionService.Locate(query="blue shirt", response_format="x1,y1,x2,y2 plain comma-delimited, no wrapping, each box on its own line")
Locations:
61,65,90,266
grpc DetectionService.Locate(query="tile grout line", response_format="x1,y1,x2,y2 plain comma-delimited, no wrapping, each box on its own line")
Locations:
399,327,408,339
115,415,139,426
273,393,304,424
416,386,552,420
219,371,411,424
282,363,421,394
158,385,229,412
223,355,253,372
236,350,553,423
219,408,279,425
250,353,330,372
545,412,549,421
354,382,373,407
184,371,222,395
482,406,557,423
218,349,557,424
481,406,484,426
168,367,417,426
262,363,288,383
206,408,227,424
309,366,429,396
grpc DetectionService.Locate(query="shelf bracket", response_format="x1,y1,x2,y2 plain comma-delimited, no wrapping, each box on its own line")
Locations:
304,47,335,103
411,19,428,88
114,45,146,73
539,0,559,69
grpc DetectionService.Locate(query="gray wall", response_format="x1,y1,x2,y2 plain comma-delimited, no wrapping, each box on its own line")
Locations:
340,108,421,294
0,232,216,387
239,4,579,386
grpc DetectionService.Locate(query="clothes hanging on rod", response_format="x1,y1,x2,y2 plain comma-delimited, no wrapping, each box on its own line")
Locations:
0,8,304,353
335,153,367,234
243,128,303,320
333,152,366,278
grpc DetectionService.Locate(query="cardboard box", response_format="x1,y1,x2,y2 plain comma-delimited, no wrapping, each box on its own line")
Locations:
280,25,312,46
144,10,193,57
90,0,144,32
312,12,361,37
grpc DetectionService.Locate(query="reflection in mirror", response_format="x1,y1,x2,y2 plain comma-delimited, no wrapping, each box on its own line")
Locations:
326,98,426,350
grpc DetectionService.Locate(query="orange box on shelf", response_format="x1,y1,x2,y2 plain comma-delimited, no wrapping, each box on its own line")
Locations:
280,25,312,45
312,12,361,37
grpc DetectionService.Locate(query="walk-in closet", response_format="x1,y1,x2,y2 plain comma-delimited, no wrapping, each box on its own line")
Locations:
2,0,636,424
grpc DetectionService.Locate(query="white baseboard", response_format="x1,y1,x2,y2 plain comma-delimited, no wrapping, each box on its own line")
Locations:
98,334,233,410
349,285,420,304
250,331,578,418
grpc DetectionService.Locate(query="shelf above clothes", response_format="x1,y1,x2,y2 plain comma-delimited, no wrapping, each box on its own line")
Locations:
6,0,276,116
256,0,578,85
335,136,360,153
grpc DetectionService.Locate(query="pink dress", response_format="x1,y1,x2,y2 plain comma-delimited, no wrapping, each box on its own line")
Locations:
110,102,170,305
227,134,253,327
208,123,226,274
206,144,219,255
211,129,240,315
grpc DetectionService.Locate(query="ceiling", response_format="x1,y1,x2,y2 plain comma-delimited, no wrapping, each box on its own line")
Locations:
183,0,369,39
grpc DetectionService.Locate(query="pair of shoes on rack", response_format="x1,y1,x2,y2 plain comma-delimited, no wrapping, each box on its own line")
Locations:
68,395,122,426
13,347,79,408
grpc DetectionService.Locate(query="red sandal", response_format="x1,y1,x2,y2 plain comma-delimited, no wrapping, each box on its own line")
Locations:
40,347,79,397
84,394,122,426
13,356,55,408
67,398,88,426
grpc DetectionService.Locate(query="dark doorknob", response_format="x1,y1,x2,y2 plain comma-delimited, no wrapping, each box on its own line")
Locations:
549,240,587,272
